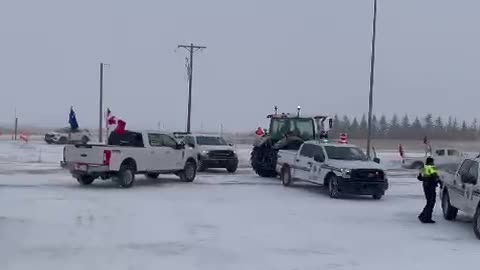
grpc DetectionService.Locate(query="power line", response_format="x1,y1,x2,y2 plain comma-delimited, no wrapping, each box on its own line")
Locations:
177,43,206,134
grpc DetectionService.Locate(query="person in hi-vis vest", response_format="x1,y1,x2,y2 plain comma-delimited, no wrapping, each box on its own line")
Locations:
417,157,441,223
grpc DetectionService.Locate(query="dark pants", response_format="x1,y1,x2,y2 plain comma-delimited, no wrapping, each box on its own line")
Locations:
419,183,437,221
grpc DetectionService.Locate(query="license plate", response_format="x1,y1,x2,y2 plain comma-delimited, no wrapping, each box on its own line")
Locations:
75,164,87,171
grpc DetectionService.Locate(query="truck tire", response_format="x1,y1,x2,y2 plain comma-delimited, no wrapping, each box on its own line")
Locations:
59,136,68,144
226,162,238,173
117,165,135,188
146,173,159,179
81,136,89,144
474,206,480,240
76,175,95,185
280,166,293,187
411,161,424,169
328,175,340,199
179,160,197,182
442,190,458,221
372,194,383,200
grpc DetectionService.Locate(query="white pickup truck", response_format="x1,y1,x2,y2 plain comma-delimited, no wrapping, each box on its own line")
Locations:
439,157,480,239
277,140,388,199
61,131,198,188
402,148,465,169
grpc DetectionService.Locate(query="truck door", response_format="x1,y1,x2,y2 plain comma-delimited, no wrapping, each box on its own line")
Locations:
293,144,314,181
309,145,326,184
451,159,473,210
463,161,479,215
147,133,169,171
159,134,184,170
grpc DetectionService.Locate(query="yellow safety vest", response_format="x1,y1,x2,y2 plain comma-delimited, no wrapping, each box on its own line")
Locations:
421,165,438,178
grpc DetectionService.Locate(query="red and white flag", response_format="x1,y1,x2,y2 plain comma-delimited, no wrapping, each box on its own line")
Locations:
106,108,117,129
20,132,29,143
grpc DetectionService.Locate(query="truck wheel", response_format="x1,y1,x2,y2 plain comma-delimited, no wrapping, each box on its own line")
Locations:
474,207,480,240
328,176,340,199
146,173,159,179
281,166,293,187
226,162,238,173
59,136,68,144
76,176,95,185
372,194,383,200
81,136,89,144
117,165,135,188
179,161,197,182
411,161,424,169
442,191,458,220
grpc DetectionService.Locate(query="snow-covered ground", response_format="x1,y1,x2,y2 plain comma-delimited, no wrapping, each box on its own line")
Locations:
1,141,479,270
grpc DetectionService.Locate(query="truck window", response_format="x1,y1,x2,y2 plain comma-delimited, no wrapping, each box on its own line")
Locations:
459,159,474,183
160,134,178,148
313,145,325,161
468,162,479,184
435,149,445,156
299,144,315,158
447,149,459,156
184,136,195,147
148,134,163,147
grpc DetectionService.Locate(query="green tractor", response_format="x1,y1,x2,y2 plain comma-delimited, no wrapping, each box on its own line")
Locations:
251,107,333,177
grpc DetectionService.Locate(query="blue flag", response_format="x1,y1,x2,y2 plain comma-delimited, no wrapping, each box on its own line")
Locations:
69,107,79,130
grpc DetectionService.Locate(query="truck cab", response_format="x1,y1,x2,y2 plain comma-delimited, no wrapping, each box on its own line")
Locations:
439,157,480,239
277,140,388,199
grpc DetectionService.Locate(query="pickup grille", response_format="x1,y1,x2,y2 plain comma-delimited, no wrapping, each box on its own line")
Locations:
208,150,235,159
351,169,385,180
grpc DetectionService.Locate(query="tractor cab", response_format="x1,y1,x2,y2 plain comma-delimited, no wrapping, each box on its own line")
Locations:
266,113,333,142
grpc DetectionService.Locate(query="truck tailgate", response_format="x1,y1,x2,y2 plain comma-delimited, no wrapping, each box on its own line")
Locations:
64,144,108,165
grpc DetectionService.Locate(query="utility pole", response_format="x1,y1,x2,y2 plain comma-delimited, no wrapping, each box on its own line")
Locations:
99,63,109,143
366,0,378,159
177,43,206,133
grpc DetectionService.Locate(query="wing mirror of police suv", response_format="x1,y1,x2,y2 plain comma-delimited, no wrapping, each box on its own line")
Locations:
314,154,325,163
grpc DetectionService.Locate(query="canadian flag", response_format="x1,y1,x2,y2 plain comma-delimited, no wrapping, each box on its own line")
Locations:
20,132,29,143
106,108,117,129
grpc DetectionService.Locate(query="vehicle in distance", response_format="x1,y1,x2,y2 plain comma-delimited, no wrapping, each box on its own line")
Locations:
183,134,238,173
402,148,465,169
61,131,197,188
277,140,388,199
45,127,91,144
439,157,480,239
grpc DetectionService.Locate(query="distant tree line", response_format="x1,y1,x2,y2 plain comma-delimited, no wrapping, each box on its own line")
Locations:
329,114,480,140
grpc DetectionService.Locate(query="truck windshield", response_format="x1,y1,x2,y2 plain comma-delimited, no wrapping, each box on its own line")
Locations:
270,118,315,141
196,136,227,145
324,146,368,161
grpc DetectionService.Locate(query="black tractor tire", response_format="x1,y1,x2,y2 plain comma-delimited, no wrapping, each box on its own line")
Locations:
280,166,293,187
146,173,159,179
474,206,480,240
226,162,238,173
328,175,340,199
179,160,197,182
251,147,278,178
442,190,458,221
117,164,136,188
76,175,95,185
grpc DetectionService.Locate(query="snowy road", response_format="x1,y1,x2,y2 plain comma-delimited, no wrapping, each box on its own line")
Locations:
1,166,479,270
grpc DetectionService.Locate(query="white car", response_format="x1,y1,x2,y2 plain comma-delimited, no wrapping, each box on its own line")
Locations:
439,157,480,239
277,140,388,199
183,134,238,173
61,131,197,188
45,127,91,144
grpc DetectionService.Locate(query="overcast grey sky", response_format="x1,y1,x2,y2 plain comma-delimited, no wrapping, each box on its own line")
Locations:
1,0,479,132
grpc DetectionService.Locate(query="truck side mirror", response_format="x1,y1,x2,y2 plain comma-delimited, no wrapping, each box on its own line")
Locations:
176,142,186,150
373,157,381,164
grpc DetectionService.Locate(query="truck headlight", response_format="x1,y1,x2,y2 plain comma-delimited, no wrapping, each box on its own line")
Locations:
201,150,209,156
341,168,351,178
